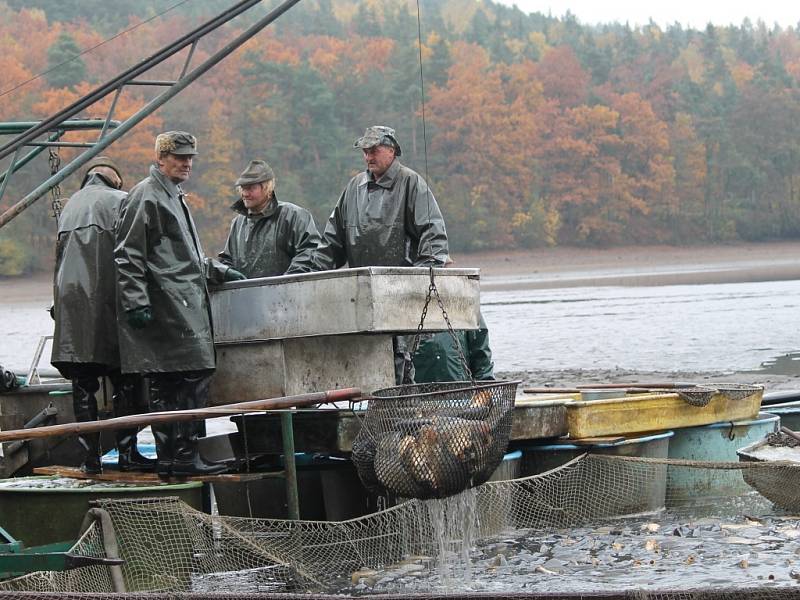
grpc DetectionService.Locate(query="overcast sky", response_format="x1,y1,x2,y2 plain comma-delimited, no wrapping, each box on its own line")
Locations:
492,0,799,29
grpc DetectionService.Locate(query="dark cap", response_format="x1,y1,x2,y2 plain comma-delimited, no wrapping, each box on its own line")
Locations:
81,155,124,188
353,125,402,156
155,131,198,156
235,160,275,186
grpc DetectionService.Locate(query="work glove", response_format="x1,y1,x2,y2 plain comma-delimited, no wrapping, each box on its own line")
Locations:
127,306,153,329
224,267,247,282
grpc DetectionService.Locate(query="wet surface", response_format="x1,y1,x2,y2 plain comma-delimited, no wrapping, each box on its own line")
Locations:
0,476,162,489
4,279,800,383
342,514,800,595
484,279,800,376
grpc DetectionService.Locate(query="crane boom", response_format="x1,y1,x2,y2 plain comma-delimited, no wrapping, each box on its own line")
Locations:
0,0,302,229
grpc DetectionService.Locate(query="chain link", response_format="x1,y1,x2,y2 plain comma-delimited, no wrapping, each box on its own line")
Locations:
405,267,474,384
48,148,63,220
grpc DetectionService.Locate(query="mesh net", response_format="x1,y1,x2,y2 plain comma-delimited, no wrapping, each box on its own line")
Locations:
352,381,518,499
3,454,800,598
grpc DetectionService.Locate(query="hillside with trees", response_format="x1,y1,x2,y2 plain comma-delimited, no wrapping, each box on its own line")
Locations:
1,0,799,274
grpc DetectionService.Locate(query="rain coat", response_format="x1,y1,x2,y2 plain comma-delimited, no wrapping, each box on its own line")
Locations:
218,195,320,277
412,314,495,383
51,173,126,370
312,159,449,270
114,165,226,374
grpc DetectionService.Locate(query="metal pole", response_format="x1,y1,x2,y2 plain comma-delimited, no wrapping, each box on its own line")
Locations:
280,411,300,520
0,0,263,161
0,0,303,230
0,119,120,134
0,387,361,443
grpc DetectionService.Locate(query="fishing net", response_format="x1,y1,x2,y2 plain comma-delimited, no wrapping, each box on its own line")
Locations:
4,454,800,598
351,380,518,499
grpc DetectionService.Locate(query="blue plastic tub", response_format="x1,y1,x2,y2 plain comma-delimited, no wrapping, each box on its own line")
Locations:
760,401,800,432
519,431,674,516
666,412,779,506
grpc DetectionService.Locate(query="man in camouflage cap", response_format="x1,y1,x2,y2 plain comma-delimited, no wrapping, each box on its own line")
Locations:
51,155,154,474
311,125,450,382
115,131,240,477
218,159,320,277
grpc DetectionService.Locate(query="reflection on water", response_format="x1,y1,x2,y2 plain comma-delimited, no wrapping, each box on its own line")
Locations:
2,279,800,376
484,279,800,375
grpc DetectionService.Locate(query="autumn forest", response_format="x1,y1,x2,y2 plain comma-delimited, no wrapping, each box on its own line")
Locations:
1,0,800,274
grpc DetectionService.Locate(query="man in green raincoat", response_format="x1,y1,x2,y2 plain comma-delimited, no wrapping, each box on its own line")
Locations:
114,131,244,477
218,159,320,277
51,156,156,474
312,126,449,270
311,126,450,382
412,313,495,383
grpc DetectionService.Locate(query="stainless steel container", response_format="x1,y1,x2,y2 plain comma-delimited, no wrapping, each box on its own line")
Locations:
210,267,480,343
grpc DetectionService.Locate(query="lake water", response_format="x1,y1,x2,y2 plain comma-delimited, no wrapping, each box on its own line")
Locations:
1,278,800,378
482,278,800,375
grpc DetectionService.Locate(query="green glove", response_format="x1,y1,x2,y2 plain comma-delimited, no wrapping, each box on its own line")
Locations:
127,306,153,329
224,267,247,281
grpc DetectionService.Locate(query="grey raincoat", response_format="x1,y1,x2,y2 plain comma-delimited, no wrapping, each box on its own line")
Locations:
51,173,126,370
312,159,449,270
114,165,226,374
218,196,320,277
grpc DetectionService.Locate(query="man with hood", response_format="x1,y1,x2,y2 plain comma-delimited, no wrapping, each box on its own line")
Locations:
114,131,244,478
311,126,450,382
218,159,319,277
51,156,155,474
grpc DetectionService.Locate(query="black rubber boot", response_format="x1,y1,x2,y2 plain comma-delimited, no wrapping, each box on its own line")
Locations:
171,371,227,476
72,376,102,475
116,430,157,472
149,374,178,479
112,374,156,472
171,426,229,476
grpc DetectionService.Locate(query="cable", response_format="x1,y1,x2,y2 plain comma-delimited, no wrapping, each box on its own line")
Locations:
0,0,193,99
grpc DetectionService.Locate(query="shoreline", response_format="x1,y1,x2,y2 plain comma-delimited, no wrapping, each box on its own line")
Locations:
4,240,800,302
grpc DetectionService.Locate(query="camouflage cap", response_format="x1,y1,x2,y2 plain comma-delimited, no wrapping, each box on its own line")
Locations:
353,125,402,156
155,131,198,156
81,155,124,188
235,159,275,186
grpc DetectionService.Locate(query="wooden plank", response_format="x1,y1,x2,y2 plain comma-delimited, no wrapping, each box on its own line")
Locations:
32,465,283,484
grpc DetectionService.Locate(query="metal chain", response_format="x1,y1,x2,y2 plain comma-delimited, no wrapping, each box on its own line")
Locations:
48,148,63,220
403,269,436,384
406,267,474,384
431,275,474,383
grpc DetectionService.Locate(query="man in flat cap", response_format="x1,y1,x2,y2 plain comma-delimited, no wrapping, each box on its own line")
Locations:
312,125,449,270
311,126,450,382
218,159,319,277
115,131,240,477
51,156,154,474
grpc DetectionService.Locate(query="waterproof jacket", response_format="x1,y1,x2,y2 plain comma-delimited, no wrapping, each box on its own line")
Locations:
312,159,449,270
51,173,126,370
218,196,320,277
114,165,226,374
412,314,495,383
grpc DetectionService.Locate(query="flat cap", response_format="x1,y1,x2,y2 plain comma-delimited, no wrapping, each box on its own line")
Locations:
81,155,124,188
155,131,198,156
353,125,402,156
235,159,275,186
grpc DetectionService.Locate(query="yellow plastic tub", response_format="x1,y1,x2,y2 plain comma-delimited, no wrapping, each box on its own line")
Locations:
565,385,763,438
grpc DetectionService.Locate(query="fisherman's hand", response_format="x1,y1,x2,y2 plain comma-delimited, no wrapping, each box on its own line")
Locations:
127,306,153,329
224,267,247,282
